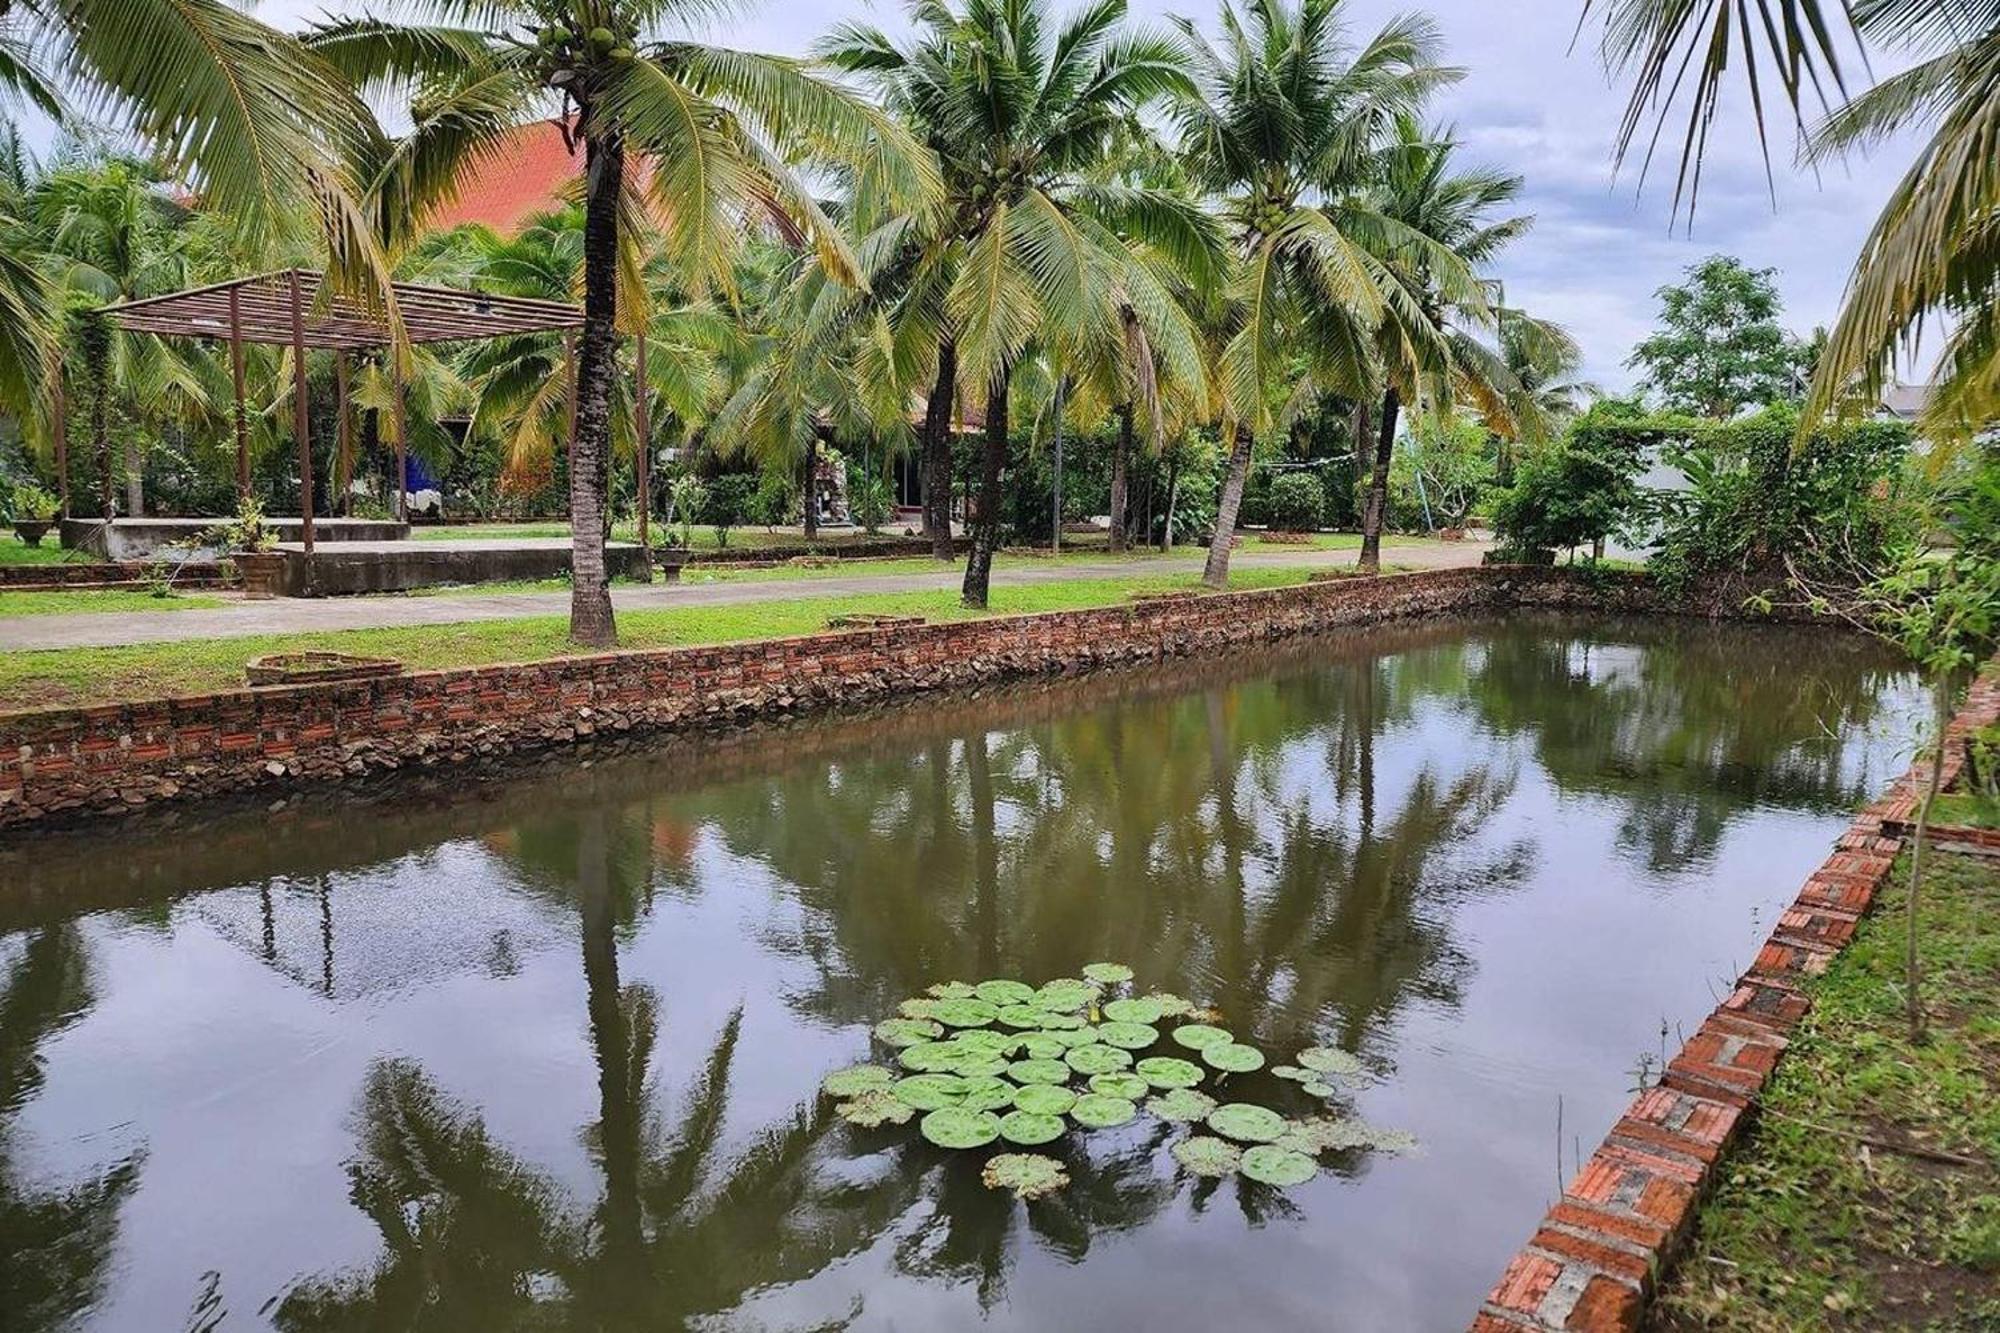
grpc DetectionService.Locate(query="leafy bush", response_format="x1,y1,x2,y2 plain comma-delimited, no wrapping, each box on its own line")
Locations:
1265,472,1326,531
701,473,758,548
666,474,705,547
1649,406,1919,604
752,472,796,529
10,482,59,521
848,468,892,533
1491,439,1642,561
1390,414,1495,529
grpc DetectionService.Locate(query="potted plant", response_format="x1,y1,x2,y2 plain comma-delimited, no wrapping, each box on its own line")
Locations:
660,474,705,581
10,482,59,547
216,496,286,599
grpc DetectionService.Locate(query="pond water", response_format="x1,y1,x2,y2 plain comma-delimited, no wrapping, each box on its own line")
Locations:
0,614,1922,1332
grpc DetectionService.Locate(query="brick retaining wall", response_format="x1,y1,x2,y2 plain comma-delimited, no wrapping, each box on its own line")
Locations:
1471,670,2000,1333
0,560,235,590
0,567,1649,831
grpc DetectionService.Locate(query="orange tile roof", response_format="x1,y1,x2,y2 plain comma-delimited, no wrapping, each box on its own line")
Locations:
425,120,584,235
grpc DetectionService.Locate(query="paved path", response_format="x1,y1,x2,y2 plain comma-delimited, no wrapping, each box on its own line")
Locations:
0,541,1486,651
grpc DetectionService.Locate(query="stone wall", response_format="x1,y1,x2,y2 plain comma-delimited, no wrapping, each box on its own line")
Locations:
0,566,1640,830
0,560,235,590
1470,671,2000,1332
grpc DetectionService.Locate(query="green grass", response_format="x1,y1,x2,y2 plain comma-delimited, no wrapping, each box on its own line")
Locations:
0,588,224,618
1929,792,2000,831
1650,848,2000,1332
0,567,1319,711
0,534,95,566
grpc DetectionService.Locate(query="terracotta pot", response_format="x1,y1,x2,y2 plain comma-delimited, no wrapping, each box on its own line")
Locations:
235,550,287,600
13,520,52,548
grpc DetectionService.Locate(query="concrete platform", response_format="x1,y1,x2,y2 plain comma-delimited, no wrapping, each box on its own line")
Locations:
276,538,650,596
62,516,409,561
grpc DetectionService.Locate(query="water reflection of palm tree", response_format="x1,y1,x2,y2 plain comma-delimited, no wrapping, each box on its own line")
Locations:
0,927,143,1332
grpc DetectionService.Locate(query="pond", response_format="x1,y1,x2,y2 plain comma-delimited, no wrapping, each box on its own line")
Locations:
0,613,1921,1331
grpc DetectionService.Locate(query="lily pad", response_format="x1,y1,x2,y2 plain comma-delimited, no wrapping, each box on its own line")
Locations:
1206,1103,1287,1143
1271,1065,1309,1081
1297,1047,1365,1077
1279,1118,1417,1154
956,1076,1018,1112
1097,1021,1159,1050
874,1018,944,1048
1070,1093,1139,1128
998,1110,1066,1146
1007,1058,1070,1085
926,981,978,1000
1171,1024,1232,1050
1081,962,1134,986
1146,992,1196,1017
1202,1043,1265,1074
1299,1079,1338,1098
974,979,1036,1006
1134,1056,1204,1089
921,1107,1002,1149
898,1042,963,1073
893,1074,967,1111
953,1055,1011,1079
1146,1088,1218,1123
1016,1034,1067,1060
1102,997,1164,1025
1012,1084,1077,1116
932,998,1000,1028
951,1029,1016,1052
996,1004,1053,1029
835,1089,916,1128
1065,1043,1133,1076
1035,979,1098,1012
821,1065,895,1099
1089,1072,1150,1100
1240,1144,1317,1187
1040,1026,1099,1048
1034,1011,1087,1030
1170,1135,1242,1177
899,998,946,1021
982,1152,1068,1199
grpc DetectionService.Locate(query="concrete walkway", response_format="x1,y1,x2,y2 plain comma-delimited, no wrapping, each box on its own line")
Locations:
0,541,1487,651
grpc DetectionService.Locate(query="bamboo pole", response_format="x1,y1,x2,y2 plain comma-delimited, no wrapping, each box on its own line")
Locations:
334,352,352,517
229,286,249,501
287,269,314,554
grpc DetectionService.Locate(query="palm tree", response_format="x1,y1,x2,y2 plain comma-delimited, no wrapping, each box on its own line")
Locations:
0,0,393,443
1167,0,1464,587
821,0,1215,607
1584,0,2000,441
311,7,937,646
1497,309,1593,461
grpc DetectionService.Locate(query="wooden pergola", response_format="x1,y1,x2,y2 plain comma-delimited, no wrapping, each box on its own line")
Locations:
101,268,591,552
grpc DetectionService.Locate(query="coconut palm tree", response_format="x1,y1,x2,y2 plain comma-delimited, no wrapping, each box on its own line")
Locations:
820,0,1218,607
1498,309,1593,456
1167,0,1467,588
1584,0,2000,441
309,7,937,646
0,0,391,443
1353,118,1531,572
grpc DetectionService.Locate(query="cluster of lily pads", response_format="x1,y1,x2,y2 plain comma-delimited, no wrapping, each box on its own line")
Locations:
820,963,1414,1199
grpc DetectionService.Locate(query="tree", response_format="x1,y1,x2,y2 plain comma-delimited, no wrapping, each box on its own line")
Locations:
1168,0,1461,587
1584,1,2000,443
1626,255,1805,419
1354,119,1529,572
312,4,937,645
821,0,1212,607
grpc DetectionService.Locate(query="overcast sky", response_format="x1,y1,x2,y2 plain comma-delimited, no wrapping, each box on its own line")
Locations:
31,0,1925,393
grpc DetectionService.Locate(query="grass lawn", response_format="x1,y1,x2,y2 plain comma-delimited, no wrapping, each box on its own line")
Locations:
1649,846,2000,1331
0,567,1322,710
0,534,95,566
0,589,224,618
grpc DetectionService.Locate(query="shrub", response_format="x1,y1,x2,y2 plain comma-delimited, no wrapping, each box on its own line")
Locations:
1265,472,1325,531
752,472,796,529
847,468,892,533
1491,433,1643,561
10,482,59,521
666,475,705,547
701,473,758,548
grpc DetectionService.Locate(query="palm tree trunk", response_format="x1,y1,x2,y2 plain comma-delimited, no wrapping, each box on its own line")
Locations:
961,364,1010,608
123,438,143,517
924,340,957,559
802,433,819,541
1109,402,1131,553
1202,423,1253,588
1358,387,1400,573
568,130,622,647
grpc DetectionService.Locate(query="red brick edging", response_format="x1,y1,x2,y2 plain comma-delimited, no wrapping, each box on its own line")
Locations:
1473,672,2000,1332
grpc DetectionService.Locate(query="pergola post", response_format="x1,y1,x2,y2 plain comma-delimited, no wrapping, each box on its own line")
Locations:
286,269,315,554
334,352,352,517
634,330,651,577
51,369,68,519
391,352,409,524
229,286,249,501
